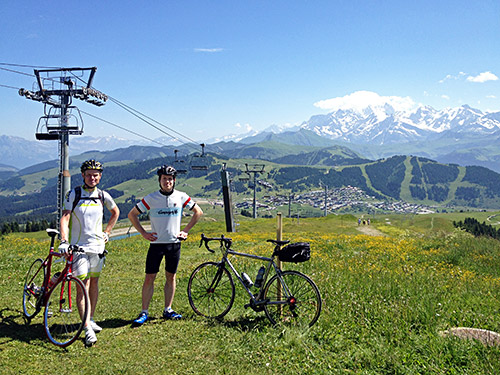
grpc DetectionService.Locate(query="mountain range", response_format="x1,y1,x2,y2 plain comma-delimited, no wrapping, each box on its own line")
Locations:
2,97,500,173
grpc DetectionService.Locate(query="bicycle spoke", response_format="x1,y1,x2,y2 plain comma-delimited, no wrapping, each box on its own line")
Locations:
22,258,45,320
188,262,235,319
263,271,322,327
44,277,88,347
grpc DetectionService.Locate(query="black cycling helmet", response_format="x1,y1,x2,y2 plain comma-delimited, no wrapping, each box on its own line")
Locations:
81,159,103,173
157,165,177,178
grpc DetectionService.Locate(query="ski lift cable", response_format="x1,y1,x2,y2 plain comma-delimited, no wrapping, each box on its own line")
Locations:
107,96,200,145
64,70,202,153
0,62,63,69
0,83,21,90
79,110,170,147
106,97,185,144
67,70,213,155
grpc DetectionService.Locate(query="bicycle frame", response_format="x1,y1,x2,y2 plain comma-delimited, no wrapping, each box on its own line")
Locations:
190,234,322,327
24,229,79,315
207,237,293,310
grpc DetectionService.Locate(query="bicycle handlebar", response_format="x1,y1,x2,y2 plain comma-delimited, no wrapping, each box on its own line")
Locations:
199,233,232,253
52,245,86,257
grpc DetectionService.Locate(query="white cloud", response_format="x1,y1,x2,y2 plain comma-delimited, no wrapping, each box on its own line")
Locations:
466,71,499,83
486,95,497,99
438,72,466,83
313,91,416,113
234,122,253,133
194,48,223,53
441,95,450,100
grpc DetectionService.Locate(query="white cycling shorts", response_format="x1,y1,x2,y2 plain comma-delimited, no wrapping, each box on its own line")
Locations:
72,252,105,279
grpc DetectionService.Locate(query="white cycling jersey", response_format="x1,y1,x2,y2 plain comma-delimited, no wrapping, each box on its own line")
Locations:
63,186,117,254
135,189,196,244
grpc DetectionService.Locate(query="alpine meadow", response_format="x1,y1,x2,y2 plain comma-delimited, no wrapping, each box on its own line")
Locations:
2,211,500,374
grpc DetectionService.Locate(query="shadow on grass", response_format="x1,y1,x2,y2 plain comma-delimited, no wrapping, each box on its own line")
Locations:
197,315,270,331
97,318,135,329
0,307,48,347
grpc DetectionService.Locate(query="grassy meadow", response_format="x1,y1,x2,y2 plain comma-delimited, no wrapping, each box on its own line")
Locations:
2,213,500,374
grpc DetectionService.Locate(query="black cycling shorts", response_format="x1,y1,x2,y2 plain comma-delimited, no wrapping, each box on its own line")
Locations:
145,243,182,274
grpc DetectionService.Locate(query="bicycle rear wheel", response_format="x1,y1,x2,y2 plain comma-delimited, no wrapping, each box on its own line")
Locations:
187,262,235,319
22,258,45,320
44,276,89,347
263,270,322,327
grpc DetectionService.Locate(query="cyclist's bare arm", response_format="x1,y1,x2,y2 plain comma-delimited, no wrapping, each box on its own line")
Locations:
104,205,120,238
179,204,203,239
128,206,157,241
59,210,72,242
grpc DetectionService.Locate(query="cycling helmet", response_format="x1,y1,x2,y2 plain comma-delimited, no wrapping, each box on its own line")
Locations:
157,165,177,178
81,159,104,173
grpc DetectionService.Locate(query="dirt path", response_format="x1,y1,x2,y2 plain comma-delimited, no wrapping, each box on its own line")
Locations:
356,225,386,236
110,224,150,238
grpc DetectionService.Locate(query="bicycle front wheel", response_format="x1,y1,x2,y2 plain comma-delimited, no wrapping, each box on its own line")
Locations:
22,258,45,320
187,262,235,319
263,270,322,327
44,276,89,347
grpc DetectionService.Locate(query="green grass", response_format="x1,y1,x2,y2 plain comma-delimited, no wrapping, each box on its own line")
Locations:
2,215,500,374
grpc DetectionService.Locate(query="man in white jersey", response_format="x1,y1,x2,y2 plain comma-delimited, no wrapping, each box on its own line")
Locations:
58,159,120,346
128,165,203,326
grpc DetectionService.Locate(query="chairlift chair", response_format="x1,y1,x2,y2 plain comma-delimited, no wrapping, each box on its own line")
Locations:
35,106,84,140
173,149,188,174
191,143,209,171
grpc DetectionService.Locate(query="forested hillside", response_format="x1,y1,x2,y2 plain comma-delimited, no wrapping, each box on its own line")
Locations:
1,143,500,226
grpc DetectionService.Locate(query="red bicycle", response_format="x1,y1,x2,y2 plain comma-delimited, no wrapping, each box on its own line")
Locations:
22,228,90,347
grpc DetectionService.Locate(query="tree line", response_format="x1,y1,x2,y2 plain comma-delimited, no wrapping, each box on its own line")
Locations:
453,217,500,240
1,218,57,234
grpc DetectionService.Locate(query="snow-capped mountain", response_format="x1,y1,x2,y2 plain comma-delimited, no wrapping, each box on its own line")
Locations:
300,102,500,145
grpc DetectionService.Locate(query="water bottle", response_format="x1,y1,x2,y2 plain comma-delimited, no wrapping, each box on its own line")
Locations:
254,266,266,288
48,272,61,288
241,272,253,288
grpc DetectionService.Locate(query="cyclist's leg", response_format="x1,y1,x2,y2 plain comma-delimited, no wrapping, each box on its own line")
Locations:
142,273,157,311
87,254,104,320
140,243,165,311
163,243,181,310
164,271,176,309
72,253,91,326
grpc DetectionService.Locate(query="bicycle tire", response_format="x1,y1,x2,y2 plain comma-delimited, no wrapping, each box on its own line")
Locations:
263,270,322,327
44,276,89,347
22,258,45,320
187,262,235,319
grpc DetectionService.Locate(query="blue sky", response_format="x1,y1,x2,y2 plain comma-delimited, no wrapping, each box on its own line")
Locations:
0,0,498,144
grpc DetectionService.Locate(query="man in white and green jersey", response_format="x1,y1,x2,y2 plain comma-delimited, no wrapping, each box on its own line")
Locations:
128,165,203,326
58,159,120,346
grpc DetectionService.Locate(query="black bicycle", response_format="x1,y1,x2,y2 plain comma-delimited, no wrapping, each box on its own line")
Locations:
187,234,322,327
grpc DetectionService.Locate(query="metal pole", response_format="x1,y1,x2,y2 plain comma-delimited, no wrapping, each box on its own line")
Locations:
221,164,235,232
288,194,291,218
252,172,257,219
59,95,71,229
324,185,328,217
276,212,283,315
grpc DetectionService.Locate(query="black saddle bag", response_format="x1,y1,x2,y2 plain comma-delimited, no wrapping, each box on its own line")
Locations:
277,242,311,263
